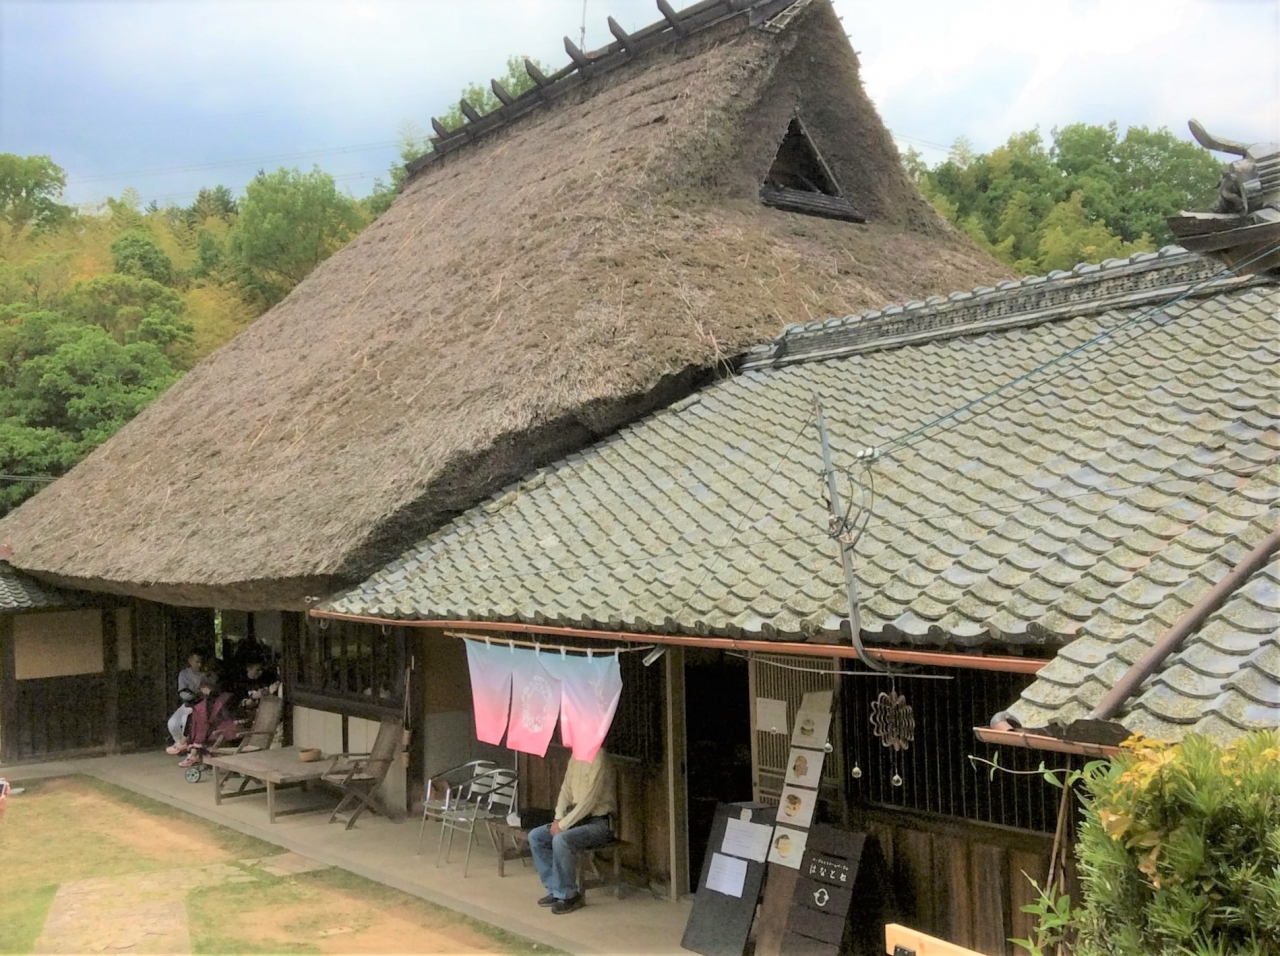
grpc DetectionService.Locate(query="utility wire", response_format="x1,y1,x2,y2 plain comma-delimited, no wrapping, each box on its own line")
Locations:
876,243,1280,463
325,462,1267,593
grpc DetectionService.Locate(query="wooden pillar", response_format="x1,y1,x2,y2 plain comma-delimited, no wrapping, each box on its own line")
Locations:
664,646,689,900
0,614,15,763
102,607,119,751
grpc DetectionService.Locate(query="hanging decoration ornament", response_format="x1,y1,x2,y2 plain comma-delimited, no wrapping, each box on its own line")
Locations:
870,681,914,788
870,689,915,751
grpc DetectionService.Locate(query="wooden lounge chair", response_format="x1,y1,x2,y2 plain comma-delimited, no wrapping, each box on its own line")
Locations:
416,759,496,854
214,695,284,756
322,715,404,830
206,695,286,795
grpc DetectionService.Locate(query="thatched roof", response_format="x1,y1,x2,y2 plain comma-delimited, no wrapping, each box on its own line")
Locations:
0,0,1004,609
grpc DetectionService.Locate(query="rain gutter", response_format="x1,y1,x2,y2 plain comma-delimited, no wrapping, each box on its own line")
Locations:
977,522,1280,755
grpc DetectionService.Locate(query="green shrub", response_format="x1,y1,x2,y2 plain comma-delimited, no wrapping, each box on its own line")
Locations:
1066,732,1280,956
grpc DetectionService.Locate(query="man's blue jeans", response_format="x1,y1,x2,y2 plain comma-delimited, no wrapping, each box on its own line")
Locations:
529,816,613,900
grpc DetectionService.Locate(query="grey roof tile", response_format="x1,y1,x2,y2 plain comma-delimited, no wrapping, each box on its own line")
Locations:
323,264,1279,747
0,564,83,611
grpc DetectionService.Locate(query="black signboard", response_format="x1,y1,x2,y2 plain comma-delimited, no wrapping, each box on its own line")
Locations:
680,802,776,956
781,826,888,956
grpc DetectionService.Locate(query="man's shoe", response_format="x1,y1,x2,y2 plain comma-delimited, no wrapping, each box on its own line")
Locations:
537,894,557,907
165,743,185,755
551,895,584,915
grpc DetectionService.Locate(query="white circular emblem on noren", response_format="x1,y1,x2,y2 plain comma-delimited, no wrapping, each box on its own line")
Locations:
813,888,830,907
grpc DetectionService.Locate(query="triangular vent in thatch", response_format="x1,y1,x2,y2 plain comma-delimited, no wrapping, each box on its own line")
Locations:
761,116,862,221
0,0,1006,610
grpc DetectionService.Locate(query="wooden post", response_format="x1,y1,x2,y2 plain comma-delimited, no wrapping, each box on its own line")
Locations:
102,608,119,751
664,646,689,900
0,615,15,763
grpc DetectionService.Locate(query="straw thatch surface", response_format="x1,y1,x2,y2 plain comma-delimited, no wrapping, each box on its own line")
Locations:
1,0,1006,608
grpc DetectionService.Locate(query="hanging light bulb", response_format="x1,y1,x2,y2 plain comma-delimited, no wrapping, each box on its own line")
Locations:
891,773,903,787
851,765,863,779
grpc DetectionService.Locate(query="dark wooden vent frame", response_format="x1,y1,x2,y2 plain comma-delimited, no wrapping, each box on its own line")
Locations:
760,116,865,223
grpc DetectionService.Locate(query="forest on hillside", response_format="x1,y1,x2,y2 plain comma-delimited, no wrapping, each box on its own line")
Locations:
0,110,1223,515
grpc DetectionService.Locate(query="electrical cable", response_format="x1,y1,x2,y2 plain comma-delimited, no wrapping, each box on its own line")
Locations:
727,652,953,681
876,243,1280,463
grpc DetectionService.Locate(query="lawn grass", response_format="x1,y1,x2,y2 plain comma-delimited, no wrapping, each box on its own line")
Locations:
186,865,569,955
1,776,567,955
0,884,57,955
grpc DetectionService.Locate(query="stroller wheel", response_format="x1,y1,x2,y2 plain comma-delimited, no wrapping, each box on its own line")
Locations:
185,765,203,783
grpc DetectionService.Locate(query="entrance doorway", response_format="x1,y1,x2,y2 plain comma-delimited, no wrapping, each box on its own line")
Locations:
683,648,752,891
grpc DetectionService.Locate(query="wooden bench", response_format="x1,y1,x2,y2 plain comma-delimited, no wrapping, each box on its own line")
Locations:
485,819,534,877
576,835,627,899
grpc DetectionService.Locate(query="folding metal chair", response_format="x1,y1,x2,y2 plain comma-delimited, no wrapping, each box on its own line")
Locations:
415,759,496,854
436,768,518,877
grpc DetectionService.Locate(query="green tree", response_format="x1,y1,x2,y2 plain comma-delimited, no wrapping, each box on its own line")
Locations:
111,229,178,286
907,122,1219,273
227,166,366,306
0,309,181,510
0,154,72,232
185,185,238,227
62,273,194,365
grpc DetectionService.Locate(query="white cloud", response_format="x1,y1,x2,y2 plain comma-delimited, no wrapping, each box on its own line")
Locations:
3,0,1276,204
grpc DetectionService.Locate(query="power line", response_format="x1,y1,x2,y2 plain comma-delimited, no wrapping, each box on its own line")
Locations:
324,463,1268,596
877,244,1280,464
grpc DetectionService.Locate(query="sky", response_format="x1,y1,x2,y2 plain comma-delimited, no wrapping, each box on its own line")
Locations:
2,0,1277,209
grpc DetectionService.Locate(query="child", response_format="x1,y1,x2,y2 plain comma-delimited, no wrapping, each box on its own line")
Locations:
165,651,207,755
178,676,244,768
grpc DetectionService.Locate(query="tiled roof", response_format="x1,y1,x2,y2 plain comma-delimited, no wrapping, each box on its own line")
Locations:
323,250,1280,659
1008,543,1280,744
0,563,80,611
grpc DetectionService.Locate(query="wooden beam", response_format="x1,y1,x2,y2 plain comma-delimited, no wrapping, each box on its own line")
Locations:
524,57,549,87
102,608,119,752
664,647,689,901
0,615,15,763
608,16,635,51
656,0,685,33
490,78,514,106
430,117,450,138
459,100,482,124
884,923,986,956
564,36,591,70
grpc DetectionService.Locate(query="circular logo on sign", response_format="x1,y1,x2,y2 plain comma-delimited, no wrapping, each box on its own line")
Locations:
813,888,830,907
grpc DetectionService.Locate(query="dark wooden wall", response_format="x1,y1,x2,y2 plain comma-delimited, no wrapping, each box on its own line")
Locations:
854,806,1072,956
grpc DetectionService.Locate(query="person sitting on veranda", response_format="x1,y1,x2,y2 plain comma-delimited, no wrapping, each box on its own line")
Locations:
236,659,280,713
178,676,244,768
528,749,616,915
165,651,207,755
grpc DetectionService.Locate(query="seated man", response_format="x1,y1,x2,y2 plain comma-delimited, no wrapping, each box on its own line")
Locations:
528,749,616,915
165,651,207,755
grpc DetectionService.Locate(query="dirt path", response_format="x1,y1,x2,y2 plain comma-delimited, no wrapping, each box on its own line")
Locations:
34,861,257,954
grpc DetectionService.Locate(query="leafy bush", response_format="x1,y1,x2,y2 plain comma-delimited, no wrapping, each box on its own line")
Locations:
1065,732,1280,956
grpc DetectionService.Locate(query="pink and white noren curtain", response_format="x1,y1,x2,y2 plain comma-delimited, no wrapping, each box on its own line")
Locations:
543,651,623,762
505,650,561,756
464,641,624,761
464,640,514,745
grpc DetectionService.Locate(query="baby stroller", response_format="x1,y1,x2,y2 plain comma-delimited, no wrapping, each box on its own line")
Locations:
182,692,244,783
